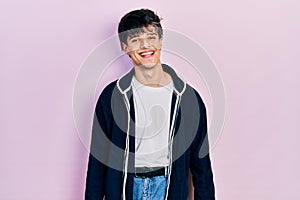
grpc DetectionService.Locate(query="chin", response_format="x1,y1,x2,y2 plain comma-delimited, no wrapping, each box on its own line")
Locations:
139,62,160,69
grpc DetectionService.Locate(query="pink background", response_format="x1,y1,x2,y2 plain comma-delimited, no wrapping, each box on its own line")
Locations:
1,0,300,199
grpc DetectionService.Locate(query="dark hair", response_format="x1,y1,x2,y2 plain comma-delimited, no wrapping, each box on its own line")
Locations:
118,9,163,46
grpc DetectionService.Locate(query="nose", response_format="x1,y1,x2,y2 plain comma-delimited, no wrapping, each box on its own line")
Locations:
140,38,150,48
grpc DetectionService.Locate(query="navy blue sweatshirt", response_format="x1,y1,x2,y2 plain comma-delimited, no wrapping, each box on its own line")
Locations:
85,64,215,200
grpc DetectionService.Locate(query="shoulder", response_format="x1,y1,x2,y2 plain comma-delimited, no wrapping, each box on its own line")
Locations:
101,80,118,95
182,83,206,112
96,80,119,106
100,80,117,99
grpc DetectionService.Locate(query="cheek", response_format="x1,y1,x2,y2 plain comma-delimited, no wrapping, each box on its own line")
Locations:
127,44,140,52
128,51,139,58
153,41,162,49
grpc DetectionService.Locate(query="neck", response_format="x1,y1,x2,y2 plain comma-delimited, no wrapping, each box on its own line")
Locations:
134,64,172,87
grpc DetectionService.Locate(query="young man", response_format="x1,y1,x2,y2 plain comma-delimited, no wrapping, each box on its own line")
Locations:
85,9,215,200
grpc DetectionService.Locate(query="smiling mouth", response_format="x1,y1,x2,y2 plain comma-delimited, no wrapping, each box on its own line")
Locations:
139,51,155,58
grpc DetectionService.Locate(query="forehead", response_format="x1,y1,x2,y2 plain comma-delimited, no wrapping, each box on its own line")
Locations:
127,25,158,39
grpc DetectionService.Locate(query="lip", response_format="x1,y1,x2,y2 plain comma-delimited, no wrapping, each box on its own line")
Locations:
138,50,155,58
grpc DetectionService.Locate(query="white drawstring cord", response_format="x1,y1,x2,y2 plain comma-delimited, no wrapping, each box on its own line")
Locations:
165,94,181,200
122,93,131,200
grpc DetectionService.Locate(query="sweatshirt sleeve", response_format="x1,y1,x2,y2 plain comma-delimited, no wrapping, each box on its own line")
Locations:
190,90,215,200
85,96,111,200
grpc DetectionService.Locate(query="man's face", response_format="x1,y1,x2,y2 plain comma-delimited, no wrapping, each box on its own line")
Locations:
122,25,162,69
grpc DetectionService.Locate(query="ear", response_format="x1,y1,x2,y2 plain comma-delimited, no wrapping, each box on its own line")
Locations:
122,42,129,54
159,37,163,47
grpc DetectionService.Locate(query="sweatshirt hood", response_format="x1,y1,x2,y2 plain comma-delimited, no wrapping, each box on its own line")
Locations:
116,63,186,95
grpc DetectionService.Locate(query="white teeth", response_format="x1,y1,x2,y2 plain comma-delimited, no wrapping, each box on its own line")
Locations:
140,51,154,56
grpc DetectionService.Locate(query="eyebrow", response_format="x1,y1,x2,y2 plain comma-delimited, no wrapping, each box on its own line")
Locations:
129,32,157,38
147,33,157,36
129,35,139,39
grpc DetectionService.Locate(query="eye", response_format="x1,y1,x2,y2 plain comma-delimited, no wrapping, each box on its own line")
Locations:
149,36,157,40
131,38,139,43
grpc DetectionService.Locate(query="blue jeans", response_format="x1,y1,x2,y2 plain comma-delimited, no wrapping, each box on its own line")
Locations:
133,176,167,200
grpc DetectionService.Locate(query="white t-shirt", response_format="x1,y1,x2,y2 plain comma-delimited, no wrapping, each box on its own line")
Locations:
131,76,174,167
